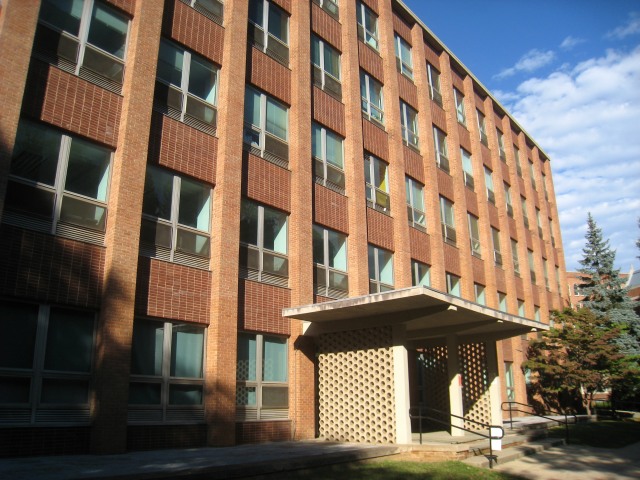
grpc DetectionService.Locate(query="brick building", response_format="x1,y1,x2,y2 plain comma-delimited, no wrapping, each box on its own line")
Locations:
0,0,569,456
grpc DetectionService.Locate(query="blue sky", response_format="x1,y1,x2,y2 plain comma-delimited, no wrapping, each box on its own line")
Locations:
403,0,640,273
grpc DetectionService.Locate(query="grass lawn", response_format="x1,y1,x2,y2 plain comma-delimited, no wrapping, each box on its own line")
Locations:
549,420,640,448
250,460,528,479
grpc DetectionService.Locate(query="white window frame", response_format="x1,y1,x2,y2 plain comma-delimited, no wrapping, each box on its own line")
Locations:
514,146,523,177
406,176,426,231
497,129,506,161
484,166,495,204
427,63,443,106
528,249,536,284
313,225,349,298
505,183,513,217
365,154,390,213
468,213,481,258
529,160,537,190
312,123,345,193
536,208,543,237
505,361,516,401
360,71,384,125
311,35,342,99
453,88,466,126
411,260,430,287
433,126,450,173
243,86,289,167
477,110,488,146
394,33,413,79
400,101,419,149
440,196,456,246
543,259,550,289
356,1,379,50
461,148,474,190
521,196,529,228
492,227,503,266
511,239,520,276
248,0,290,65
369,245,394,293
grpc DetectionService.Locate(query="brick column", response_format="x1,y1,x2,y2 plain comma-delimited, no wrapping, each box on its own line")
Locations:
91,0,164,454
204,0,249,446
0,1,41,221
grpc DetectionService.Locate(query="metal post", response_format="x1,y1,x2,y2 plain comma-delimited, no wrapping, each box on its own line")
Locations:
509,402,513,429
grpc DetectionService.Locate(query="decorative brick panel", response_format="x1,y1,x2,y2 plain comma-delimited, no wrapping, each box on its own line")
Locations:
532,287,540,307
403,146,423,182
313,87,346,136
23,61,122,148
106,0,135,15
243,153,291,212
248,48,291,104
271,0,292,13
471,256,485,285
314,184,348,234
443,243,461,276
409,228,431,264
361,0,379,13
465,189,479,217
495,267,506,294
458,124,471,151
135,257,212,324
488,204,500,229
397,73,418,107
515,276,524,299
148,112,217,185
423,42,440,67
363,120,389,160
367,208,394,251
238,279,291,335
437,169,454,201
311,3,342,51
358,45,384,81
474,92,485,111
0,225,104,308
431,105,447,132
450,69,465,91
236,420,292,444
500,160,510,181
481,144,492,168
392,11,412,41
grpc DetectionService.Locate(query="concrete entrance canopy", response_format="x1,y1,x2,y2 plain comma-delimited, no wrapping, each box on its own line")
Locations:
283,286,548,342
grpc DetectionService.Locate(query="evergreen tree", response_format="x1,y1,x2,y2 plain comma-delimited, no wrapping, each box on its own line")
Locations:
578,213,640,355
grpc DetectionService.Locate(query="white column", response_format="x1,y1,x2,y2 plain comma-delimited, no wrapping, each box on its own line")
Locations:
485,340,504,426
446,335,465,436
392,325,412,444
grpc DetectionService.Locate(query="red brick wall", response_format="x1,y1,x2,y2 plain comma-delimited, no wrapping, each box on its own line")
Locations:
106,0,135,16
443,243,461,276
471,256,486,285
458,123,472,151
135,257,212,324
431,106,447,132
437,169,455,201
403,146,423,182
0,225,104,307
238,279,291,335
127,425,207,451
314,185,348,234
248,48,291,104
465,189,479,217
409,228,431,264
367,208,394,251
397,73,418,107
236,420,292,444
358,46,384,81
243,153,291,212
313,87,346,136
0,427,91,458
363,120,389,160
311,3,342,50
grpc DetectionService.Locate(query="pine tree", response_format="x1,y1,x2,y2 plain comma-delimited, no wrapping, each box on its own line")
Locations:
578,213,640,355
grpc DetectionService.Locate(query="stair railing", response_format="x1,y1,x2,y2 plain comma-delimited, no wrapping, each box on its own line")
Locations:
409,405,504,468
501,401,577,444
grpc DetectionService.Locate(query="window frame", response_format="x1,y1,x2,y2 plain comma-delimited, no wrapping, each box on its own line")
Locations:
453,88,466,126
514,146,523,177
356,1,379,51
313,225,349,298
474,283,486,305
505,361,516,401
312,122,345,194
440,196,456,246
411,260,430,287
484,166,495,204
446,272,461,297
313,0,339,19
248,0,290,66
311,35,342,100
368,244,394,293
511,239,521,276
528,249,536,284
467,213,481,258
400,101,419,149
427,63,443,106
365,154,390,213
477,110,488,146
461,148,474,190
183,0,224,25
521,196,529,228
505,183,513,217
498,292,508,313
433,126,450,173
492,227,503,266
405,176,426,231
360,71,384,126
394,33,413,80
497,129,506,161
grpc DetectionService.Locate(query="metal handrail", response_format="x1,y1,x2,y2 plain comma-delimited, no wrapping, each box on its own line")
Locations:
501,401,577,444
409,405,504,468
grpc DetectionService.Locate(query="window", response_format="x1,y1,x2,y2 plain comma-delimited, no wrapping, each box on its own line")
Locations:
511,239,520,276
528,249,536,284
542,173,549,201
356,1,378,50
514,146,523,177
244,86,289,167
529,161,537,190
461,148,474,190
446,273,461,297
543,259,550,289
556,267,562,293
365,154,390,213
237,333,288,420
477,110,488,146
468,213,481,258
498,292,507,312
505,183,513,217
518,300,525,317
406,177,426,230
453,88,466,126
129,319,205,422
394,33,413,79
400,101,419,149
248,0,289,65
475,283,486,305
0,302,95,425
521,196,529,228
412,260,430,287
313,225,348,298
534,306,541,322
360,71,384,125
35,0,129,93
433,126,450,173
154,39,219,134
4,119,112,245
550,219,556,247
182,0,224,25
312,123,345,193
427,63,443,106
492,228,502,266
497,129,506,161
239,199,289,286
141,166,212,269
536,208,543,237
505,362,515,401
369,245,394,293
311,35,341,99
312,0,339,19
440,196,456,246
484,167,495,204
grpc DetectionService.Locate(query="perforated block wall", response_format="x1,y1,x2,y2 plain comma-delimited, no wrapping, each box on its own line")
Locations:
458,342,491,429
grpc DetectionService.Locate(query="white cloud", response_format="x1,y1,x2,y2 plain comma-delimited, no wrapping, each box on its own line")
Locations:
494,49,556,79
500,46,640,271
605,12,640,39
560,36,585,50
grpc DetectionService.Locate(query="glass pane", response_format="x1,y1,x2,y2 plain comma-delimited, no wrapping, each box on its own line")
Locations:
368,245,376,281
378,249,394,286
265,98,287,140
142,167,173,221
4,181,55,219
262,386,288,408
178,178,210,231
237,334,256,381
40,378,89,404
65,138,111,201
324,44,340,78
329,270,348,291
170,324,204,378
0,377,31,403
413,261,430,287
176,228,210,257
44,308,94,373
239,245,260,270
374,159,388,191
188,55,217,104
263,336,287,382
248,0,263,26
11,120,62,186
412,182,424,211
0,303,38,369
39,0,83,36
327,230,346,271
263,251,288,277
239,200,259,246
311,36,320,67
157,41,184,87
315,265,327,287
88,3,128,59
312,124,322,159
59,196,107,231
169,384,203,405
267,5,288,43
244,88,261,127
128,382,161,405
369,80,383,109
140,219,172,248
312,225,324,265
326,164,345,188
325,131,343,168
236,385,256,406
130,320,164,376
263,207,287,254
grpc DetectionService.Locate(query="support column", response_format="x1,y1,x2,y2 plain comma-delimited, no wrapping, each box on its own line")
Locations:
446,335,464,436
485,340,504,426
392,325,411,444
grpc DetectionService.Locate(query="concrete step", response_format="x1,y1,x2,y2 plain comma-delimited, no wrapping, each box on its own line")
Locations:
462,437,566,469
